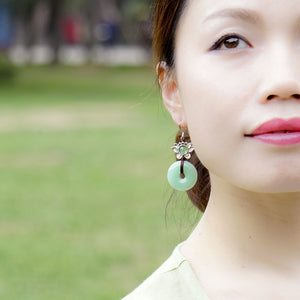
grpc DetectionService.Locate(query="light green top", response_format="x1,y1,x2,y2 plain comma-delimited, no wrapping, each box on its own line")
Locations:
122,243,211,300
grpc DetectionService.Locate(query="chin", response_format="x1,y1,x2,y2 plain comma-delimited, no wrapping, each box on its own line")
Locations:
251,185,300,194
240,178,300,194
230,162,300,194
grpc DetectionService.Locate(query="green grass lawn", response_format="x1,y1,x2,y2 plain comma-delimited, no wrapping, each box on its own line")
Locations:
0,65,201,299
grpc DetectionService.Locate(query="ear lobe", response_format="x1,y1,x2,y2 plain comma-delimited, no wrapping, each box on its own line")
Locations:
157,62,187,128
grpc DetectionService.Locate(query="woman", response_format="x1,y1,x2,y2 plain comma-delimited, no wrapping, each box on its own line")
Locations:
124,0,300,298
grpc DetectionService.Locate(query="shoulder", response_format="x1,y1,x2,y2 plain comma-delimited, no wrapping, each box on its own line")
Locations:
122,245,186,300
122,244,210,300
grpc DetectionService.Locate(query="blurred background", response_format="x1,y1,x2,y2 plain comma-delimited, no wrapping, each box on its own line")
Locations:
0,0,201,299
0,0,152,66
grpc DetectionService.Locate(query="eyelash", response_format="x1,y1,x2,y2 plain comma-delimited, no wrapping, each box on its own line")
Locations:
209,33,251,51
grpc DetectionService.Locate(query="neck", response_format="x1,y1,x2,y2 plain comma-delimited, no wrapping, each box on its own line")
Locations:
186,174,300,276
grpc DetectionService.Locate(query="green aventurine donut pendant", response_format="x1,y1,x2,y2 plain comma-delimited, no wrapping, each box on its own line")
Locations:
167,160,198,191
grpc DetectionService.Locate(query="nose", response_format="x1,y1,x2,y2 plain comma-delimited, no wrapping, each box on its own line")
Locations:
258,50,300,103
264,82,300,101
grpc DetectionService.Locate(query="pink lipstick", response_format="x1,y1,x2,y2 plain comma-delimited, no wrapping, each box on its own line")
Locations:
246,118,300,146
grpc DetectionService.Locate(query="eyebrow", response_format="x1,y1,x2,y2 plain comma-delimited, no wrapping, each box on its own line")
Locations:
203,8,262,25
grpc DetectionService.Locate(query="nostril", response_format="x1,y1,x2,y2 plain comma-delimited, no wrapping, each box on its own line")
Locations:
267,95,275,100
267,94,300,100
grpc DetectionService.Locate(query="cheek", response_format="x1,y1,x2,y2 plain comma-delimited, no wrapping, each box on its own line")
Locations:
178,67,245,151
175,53,300,192
179,74,300,192
176,63,253,182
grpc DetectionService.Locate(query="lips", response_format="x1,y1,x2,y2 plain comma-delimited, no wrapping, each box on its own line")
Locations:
246,118,300,146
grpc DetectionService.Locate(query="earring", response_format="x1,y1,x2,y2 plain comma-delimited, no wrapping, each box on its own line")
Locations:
167,130,198,191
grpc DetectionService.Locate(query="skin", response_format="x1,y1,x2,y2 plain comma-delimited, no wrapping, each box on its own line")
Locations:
159,0,300,298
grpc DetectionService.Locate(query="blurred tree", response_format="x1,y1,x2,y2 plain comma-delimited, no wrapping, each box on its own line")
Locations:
47,0,62,63
0,1,16,81
7,0,152,47
3,0,152,65
8,0,39,46
117,0,152,46
8,0,66,62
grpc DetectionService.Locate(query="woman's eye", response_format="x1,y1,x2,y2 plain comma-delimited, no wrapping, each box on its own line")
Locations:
210,34,250,51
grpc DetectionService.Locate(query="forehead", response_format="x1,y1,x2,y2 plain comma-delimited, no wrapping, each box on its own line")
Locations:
181,0,300,24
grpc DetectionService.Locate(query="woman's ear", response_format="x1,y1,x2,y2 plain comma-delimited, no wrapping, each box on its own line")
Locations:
157,62,187,128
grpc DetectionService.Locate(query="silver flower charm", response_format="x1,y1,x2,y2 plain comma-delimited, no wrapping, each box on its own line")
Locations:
171,141,194,160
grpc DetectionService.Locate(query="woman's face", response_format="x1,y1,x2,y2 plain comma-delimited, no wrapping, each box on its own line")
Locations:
163,0,300,193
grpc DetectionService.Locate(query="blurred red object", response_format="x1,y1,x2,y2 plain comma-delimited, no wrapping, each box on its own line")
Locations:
61,16,82,45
